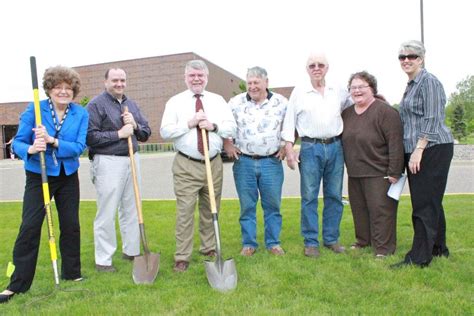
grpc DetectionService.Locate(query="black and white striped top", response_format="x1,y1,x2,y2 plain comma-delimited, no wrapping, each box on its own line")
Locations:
399,68,453,153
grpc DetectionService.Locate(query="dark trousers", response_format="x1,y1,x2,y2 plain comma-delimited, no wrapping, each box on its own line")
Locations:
404,143,453,266
348,176,398,255
8,168,81,293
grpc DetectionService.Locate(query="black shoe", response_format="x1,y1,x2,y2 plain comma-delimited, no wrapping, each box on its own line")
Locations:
390,259,429,269
0,292,15,304
389,260,410,269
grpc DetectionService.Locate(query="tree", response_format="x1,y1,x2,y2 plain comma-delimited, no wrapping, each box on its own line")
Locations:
446,75,474,138
79,96,90,107
451,103,467,141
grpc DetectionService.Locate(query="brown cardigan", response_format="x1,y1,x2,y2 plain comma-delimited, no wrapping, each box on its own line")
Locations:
341,99,404,178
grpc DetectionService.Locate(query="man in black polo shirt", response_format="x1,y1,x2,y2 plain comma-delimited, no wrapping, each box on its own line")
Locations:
87,68,151,272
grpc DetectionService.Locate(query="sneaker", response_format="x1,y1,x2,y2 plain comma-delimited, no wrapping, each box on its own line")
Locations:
304,246,320,258
173,261,189,272
375,254,387,259
268,245,285,256
240,247,256,257
324,243,346,253
95,264,117,272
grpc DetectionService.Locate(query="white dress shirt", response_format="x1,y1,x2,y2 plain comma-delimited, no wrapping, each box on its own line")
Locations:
160,89,236,159
281,81,351,143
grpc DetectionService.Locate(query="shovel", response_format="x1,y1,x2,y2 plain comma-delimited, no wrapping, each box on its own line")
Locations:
124,106,160,284
30,56,60,287
201,128,237,292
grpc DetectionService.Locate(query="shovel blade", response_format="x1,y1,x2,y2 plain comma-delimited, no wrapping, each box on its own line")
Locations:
132,252,160,284
204,258,237,292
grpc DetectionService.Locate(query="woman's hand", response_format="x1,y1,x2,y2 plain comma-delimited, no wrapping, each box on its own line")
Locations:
409,148,423,174
387,176,399,184
27,137,46,154
33,125,54,144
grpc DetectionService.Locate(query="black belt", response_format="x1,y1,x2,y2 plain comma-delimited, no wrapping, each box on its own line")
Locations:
178,151,218,163
89,152,129,160
240,150,279,160
301,136,340,145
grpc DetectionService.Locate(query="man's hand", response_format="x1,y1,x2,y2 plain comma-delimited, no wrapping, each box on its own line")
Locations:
198,119,215,131
118,124,134,139
122,112,137,129
223,138,240,160
285,142,300,170
275,146,286,161
188,110,207,128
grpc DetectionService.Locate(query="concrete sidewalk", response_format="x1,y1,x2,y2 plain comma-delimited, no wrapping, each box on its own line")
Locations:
1,152,473,202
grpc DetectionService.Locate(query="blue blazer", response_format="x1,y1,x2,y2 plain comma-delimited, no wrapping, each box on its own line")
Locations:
13,99,89,176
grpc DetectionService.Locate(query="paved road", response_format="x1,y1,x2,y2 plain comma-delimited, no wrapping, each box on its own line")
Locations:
1,153,473,201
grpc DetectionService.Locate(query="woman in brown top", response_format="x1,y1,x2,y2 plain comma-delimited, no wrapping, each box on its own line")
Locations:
341,71,404,257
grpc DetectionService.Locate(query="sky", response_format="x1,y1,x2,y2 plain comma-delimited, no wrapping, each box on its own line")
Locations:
1,0,472,105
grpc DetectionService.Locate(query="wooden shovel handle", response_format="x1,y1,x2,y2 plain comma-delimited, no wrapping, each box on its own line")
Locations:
201,128,218,214
124,106,144,224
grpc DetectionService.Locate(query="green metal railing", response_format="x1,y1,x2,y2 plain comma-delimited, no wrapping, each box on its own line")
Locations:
81,143,175,157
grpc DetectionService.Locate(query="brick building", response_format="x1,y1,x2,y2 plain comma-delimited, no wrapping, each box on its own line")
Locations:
0,52,293,159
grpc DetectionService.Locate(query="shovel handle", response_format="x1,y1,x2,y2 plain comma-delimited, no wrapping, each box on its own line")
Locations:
123,106,144,224
201,128,218,214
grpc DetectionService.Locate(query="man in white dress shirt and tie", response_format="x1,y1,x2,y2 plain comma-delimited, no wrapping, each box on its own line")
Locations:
160,60,236,272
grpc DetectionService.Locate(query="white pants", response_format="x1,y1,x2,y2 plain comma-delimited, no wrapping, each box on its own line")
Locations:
91,154,141,265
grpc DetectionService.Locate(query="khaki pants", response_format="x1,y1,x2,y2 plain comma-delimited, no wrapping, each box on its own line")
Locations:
91,154,141,265
172,153,223,262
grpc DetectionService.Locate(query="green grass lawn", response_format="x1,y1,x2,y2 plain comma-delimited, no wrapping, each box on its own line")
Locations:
0,196,473,315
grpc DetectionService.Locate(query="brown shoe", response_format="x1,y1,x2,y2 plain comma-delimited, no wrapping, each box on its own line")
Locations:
201,250,216,257
269,245,285,256
96,264,117,272
324,243,346,253
304,246,320,258
350,243,365,250
240,247,256,257
173,261,189,272
122,253,136,261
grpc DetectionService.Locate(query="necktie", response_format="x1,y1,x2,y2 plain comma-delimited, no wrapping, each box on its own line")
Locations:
195,94,208,155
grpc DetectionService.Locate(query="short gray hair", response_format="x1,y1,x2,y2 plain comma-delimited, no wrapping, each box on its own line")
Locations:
399,40,426,58
246,66,268,80
185,60,209,75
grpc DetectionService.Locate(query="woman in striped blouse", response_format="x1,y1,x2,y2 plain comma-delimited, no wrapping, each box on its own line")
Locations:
391,40,454,268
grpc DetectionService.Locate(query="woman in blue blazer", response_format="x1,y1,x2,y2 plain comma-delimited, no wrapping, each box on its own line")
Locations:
1,66,89,303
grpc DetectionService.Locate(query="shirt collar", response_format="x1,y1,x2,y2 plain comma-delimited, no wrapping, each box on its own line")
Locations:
409,68,427,85
245,89,273,102
105,91,128,103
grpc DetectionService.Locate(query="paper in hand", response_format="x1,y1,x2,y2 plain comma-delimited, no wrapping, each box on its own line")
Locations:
387,174,407,201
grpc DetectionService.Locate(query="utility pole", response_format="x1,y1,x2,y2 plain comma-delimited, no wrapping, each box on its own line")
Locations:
420,0,424,44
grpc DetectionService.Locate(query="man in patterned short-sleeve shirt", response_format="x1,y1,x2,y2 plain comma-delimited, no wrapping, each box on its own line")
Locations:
224,66,288,257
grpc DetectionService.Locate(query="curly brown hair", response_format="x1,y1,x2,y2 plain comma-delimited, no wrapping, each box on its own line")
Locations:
348,71,378,95
42,66,81,99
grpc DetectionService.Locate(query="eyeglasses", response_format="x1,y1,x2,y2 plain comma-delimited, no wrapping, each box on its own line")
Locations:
308,63,326,70
398,54,419,61
52,85,73,92
349,85,370,91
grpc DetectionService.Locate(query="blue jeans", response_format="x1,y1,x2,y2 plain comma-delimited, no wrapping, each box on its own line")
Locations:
299,139,344,247
233,155,284,249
